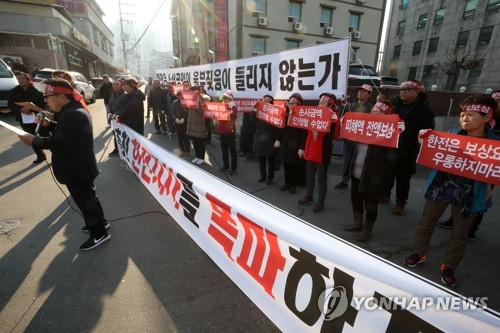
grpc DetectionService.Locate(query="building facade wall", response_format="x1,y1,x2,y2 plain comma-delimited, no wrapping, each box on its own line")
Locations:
382,0,500,92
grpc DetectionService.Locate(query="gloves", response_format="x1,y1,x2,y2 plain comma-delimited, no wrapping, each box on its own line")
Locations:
298,149,304,158
397,121,405,132
175,118,181,124
418,129,432,143
273,140,281,148
180,118,185,124
330,111,338,122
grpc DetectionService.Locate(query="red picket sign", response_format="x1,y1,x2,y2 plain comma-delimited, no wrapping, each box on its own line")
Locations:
180,91,199,109
203,102,230,121
234,99,259,113
417,130,500,186
254,100,286,128
274,100,287,109
340,113,401,148
170,85,184,95
287,106,333,132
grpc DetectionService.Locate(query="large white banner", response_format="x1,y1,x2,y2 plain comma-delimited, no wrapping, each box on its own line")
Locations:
156,39,350,101
113,121,500,332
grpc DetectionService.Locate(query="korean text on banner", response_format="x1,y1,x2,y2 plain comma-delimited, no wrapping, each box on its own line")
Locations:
112,120,500,333
417,130,500,186
341,113,402,148
234,99,259,113
254,100,286,129
203,102,230,121
180,91,199,109
288,106,333,132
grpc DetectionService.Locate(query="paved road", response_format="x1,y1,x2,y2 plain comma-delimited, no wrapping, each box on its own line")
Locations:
0,99,498,332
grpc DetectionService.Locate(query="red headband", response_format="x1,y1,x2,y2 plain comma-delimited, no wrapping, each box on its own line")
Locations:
462,103,495,128
374,101,394,114
401,81,423,91
492,91,500,100
45,84,83,101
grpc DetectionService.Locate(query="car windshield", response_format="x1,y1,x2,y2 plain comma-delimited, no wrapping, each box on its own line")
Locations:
349,67,378,76
0,61,14,78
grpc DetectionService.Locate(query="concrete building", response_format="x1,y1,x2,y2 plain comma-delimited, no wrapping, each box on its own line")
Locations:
0,0,119,79
381,0,500,92
170,0,386,67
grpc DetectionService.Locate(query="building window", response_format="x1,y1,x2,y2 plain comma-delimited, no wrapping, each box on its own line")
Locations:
255,0,267,14
469,59,484,78
477,26,494,47
417,13,428,30
286,40,300,49
14,37,32,48
393,45,402,59
456,31,469,48
34,39,49,49
349,13,361,31
408,66,417,80
401,0,409,9
320,7,333,27
434,8,445,25
412,41,422,56
93,27,99,45
463,0,477,18
288,2,301,22
422,64,438,86
428,37,439,53
397,20,406,36
349,47,359,64
251,36,266,56
486,0,500,12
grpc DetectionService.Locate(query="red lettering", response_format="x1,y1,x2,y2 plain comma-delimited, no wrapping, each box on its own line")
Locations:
206,193,238,258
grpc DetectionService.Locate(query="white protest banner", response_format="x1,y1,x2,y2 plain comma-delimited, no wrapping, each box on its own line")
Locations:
156,39,350,100
112,120,500,332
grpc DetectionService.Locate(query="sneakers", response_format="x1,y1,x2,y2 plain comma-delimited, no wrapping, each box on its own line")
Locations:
195,159,205,165
108,150,119,156
82,221,110,233
441,264,456,287
192,158,200,163
404,253,426,268
80,232,111,251
313,202,324,213
298,196,314,205
334,182,348,189
105,125,111,129
437,217,453,229
393,201,405,216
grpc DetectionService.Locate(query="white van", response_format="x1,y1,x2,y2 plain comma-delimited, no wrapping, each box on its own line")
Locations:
0,59,19,112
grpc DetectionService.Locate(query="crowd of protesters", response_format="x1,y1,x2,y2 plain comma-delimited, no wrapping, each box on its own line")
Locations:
10,71,499,286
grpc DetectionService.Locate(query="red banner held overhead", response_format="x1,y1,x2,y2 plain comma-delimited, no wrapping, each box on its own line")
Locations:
203,102,230,121
254,100,286,128
287,106,333,132
341,113,402,148
417,130,500,186
180,91,199,109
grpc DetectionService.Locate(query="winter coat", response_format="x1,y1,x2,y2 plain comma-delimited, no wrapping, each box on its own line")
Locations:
171,99,188,122
303,126,334,164
278,111,307,163
187,100,206,139
253,115,282,156
120,89,145,134
393,92,435,173
241,112,257,134
218,105,238,135
148,87,166,109
99,82,113,104
8,84,46,123
108,90,125,115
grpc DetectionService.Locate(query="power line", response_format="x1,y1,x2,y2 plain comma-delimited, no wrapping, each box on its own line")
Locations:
127,0,168,51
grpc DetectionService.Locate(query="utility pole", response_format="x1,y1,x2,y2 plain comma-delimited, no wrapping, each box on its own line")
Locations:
118,0,128,73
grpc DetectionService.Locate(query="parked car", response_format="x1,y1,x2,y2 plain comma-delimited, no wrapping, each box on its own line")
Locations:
0,59,19,112
381,76,399,88
348,64,382,87
33,68,97,103
91,77,104,98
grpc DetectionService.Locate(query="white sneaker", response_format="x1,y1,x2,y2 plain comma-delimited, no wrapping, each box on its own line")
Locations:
105,125,111,129
195,159,205,165
191,158,200,163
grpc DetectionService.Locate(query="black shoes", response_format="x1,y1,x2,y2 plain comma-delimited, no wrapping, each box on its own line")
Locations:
33,156,46,164
80,232,110,251
298,196,313,205
334,182,348,189
258,177,266,183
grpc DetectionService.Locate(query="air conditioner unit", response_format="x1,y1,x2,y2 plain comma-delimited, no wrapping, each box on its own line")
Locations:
357,0,366,4
324,26,333,36
293,22,303,31
258,16,268,26
352,30,361,39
